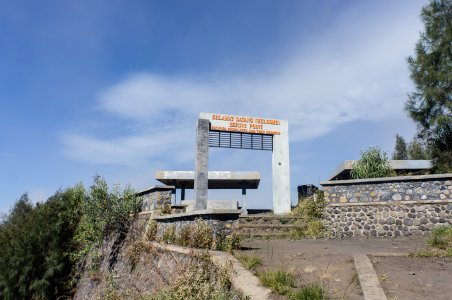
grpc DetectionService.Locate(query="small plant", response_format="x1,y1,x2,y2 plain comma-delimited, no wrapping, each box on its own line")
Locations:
215,232,241,253
162,225,177,244
176,224,193,247
350,146,393,179
292,192,325,220
191,219,213,249
125,240,154,271
279,217,289,224
160,203,172,215
235,253,263,270
409,226,452,257
259,269,295,295
145,251,235,300
104,272,121,300
377,273,388,283
224,233,241,253
87,248,103,274
350,271,359,286
408,249,441,257
428,226,452,250
289,283,327,300
304,220,324,238
145,219,158,241
291,192,326,238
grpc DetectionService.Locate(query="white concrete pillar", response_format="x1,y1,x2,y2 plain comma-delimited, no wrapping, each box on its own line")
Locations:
272,120,291,214
194,118,209,210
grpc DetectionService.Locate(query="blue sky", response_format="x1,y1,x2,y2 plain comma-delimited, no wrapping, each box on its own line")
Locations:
0,0,427,213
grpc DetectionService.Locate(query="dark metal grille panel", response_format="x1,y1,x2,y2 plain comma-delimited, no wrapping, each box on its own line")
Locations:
208,130,273,151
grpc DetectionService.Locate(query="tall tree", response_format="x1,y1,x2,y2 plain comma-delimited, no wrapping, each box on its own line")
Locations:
406,0,452,172
407,138,431,160
392,134,409,160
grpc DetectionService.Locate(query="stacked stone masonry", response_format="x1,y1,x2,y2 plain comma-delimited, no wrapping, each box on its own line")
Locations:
323,178,452,203
324,201,452,237
155,215,239,239
139,189,172,212
321,174,452,237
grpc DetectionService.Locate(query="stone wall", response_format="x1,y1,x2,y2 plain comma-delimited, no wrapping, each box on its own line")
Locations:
321,174,452,237
322,174,452,203
74,213,244,300
137,187,172,212
324,201,452,237
153,212,240,239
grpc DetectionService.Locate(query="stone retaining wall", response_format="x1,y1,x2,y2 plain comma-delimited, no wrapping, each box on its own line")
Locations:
324,201,452,237
321,174,452,237
322,174,452,203
137,187,172,212
150,212,240,239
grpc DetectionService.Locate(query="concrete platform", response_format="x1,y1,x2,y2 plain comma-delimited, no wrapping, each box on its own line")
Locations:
135,185,174,196
155,171,260,189
328,160,432,181
149,209,241,220
181,200,238,212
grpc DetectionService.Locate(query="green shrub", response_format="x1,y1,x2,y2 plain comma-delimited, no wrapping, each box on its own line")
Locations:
235,253,262,270
126,240,154,271
304,220,324,238
73,176,141,261
162,225,177,244
259,269,295,295
146,252,234,300
350,147,393,179
214,232,241,253
292,193,325,220
289,283,327,300
409,226,452,257
175,224,191,247
145,220,158,241
291,192,325,238
428,226,452,250
191,219,213,249
104,272,121,300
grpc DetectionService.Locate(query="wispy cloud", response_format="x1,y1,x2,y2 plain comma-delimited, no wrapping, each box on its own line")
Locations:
62,2,422,166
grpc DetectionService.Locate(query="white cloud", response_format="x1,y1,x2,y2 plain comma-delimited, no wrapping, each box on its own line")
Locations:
62,128,194,165
63,1,423,166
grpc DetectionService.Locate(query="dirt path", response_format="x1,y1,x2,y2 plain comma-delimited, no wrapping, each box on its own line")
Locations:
238,237,428,299
371,256,452,300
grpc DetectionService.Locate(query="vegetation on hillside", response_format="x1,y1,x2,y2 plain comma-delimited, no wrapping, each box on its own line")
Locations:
144,252,237,300
0,176,140,300
146,218,241,253
0,188,85,299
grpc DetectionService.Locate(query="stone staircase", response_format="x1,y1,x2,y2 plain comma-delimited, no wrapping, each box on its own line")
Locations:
236,214,307,239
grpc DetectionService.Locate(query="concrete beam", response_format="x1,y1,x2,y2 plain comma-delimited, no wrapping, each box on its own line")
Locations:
354,254,387,300
155,170,260,189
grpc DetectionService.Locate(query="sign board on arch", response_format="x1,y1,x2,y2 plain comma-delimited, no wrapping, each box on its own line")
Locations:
199,112,281,135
